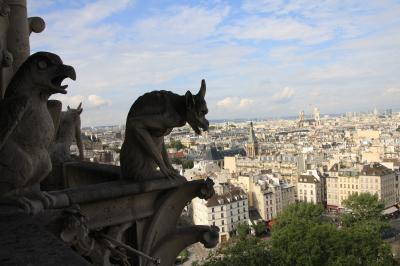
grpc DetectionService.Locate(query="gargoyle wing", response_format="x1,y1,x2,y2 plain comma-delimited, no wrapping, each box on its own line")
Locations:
0,96,31,150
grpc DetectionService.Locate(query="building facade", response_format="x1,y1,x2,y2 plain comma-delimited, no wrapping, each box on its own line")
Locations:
326,162,397,211
192,183,249,243
231,174,295,221
297,170,326,205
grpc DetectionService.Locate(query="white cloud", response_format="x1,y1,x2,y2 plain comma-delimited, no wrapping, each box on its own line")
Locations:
384,87,400,95
51,94,111,110
87,94,111,107
239,98,254,108
134,6,229,43
223,16,332,44
29,0,400,123
272,87,295,103
216,97,254,109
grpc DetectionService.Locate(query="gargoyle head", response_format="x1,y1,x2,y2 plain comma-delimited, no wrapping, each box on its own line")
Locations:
67,102,83,116
6,52,76,98
186,79,209,135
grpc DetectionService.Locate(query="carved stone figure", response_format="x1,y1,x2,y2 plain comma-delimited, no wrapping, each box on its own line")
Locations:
120,79,209,183
0,52,76,210
50,102,84,165
0,0,13,97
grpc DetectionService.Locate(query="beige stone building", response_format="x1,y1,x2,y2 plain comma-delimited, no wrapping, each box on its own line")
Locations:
297,170,326,204
231,174,295,221
326,162,396,211
192,183,249,243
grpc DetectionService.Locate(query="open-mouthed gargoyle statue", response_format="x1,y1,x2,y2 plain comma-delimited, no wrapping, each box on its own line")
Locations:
50,102,84,165
120,79,209,184
0,52,76,213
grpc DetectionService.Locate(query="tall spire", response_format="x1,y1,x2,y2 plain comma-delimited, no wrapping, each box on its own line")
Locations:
248,122,257,144
246,122,259,158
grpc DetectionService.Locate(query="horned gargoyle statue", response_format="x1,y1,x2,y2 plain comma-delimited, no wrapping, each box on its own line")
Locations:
0,52,76,213
120,79,209,183
50,102,84,165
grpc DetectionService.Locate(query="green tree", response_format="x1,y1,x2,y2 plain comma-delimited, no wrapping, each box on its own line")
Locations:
340,192,385,227
193,236,272,266
167,139,186,150
182,160,194,169
271,202,397,266
236,223,250,239
271,203,338,266
251,221,266,236
171,157,182,165
330,221,395,266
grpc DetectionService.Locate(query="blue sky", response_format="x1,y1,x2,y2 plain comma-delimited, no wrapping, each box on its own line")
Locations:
29,0,400,126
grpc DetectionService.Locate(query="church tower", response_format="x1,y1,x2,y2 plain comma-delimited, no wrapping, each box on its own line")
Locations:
245,122,259,158
314,107,320,126
298,110,305,127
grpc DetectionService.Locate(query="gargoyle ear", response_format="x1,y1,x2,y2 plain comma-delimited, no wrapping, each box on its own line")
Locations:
185,90,195,109
77,102,82,110
198,79,206,98
67,105,71,110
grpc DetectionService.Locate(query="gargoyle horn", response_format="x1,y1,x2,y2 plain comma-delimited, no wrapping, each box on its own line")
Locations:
199,79,206,98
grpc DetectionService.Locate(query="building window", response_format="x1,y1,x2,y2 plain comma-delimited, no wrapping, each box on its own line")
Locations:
212,208,214,213
237,202,239,207
222,227,225,232
230,211,233,216
231,218,233,223
213,222,215,226
222,220,225,225
244,215,247,219
221,213,224,218
243,201,245,206
221,206,223,211
212,215,215,220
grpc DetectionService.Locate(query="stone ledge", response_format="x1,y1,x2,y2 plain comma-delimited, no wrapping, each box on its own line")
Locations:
0,207,90,266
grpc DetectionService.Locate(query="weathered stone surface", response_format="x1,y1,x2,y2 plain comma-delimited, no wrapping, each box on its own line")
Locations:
0,52,76,213
120,79,209,183
50,102,84,164
0,207,89,266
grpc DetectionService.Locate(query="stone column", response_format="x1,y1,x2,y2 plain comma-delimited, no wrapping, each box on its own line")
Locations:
1,0,45,97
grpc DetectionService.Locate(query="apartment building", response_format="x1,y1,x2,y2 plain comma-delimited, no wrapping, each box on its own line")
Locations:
192,183,249,243
231,174,295,221
297,170,326,204
326,162,396,211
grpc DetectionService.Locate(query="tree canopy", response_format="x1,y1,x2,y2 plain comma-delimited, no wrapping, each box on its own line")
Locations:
195,198,397,266
340,192,385,227
193,235,272,266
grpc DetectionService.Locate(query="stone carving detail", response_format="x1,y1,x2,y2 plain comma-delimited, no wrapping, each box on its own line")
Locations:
0,2,220,264
0,52,76,213
50,102,84,165
138,178,217,266
120,80,209,183
0,0,12,69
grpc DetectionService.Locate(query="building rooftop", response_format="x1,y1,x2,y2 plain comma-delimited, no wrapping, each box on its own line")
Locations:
206,184,247,207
